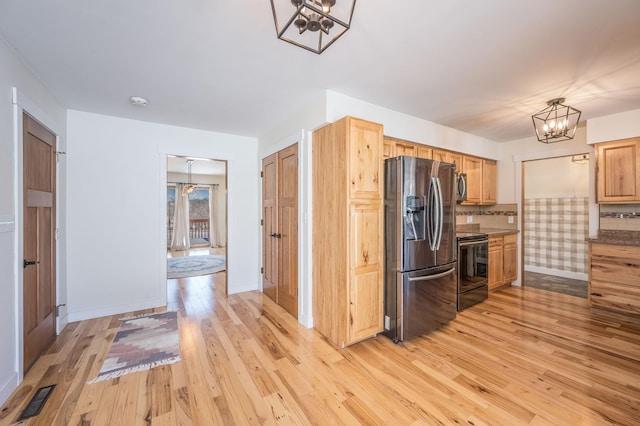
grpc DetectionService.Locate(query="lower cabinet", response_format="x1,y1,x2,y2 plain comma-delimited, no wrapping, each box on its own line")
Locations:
488,237,504,290
589,242,640,314
488,233,518,291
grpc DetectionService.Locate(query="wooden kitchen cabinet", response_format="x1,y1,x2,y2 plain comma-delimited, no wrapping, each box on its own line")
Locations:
503,234,518,283
462,156,482,204
313,116,384,347
432,148,462,170
417,145,433,159
488,236,504,290
462,156,497,205
589,242,640,314
596,137,640,203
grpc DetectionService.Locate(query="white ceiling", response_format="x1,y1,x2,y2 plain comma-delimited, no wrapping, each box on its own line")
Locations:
1,1,639,142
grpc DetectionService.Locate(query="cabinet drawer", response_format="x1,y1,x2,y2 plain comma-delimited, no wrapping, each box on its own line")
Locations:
503,234,517,245
489,237,503,249
590,279,640,315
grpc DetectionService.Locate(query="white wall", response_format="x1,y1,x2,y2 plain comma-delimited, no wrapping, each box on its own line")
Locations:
326,91,501,160
0,37,67,405
66,110,259,322
587,108,640,144
524,156,590,198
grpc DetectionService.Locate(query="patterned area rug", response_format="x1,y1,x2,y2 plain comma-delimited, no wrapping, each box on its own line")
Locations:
167,254,226,279
88,311,180,384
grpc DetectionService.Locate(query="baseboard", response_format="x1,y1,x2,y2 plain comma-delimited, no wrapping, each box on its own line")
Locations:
0,372,19,407
67,299,165,323
524,265,588,282
228,283,259,295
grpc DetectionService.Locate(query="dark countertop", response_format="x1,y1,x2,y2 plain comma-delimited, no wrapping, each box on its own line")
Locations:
587,230,640,247
479,227,519,237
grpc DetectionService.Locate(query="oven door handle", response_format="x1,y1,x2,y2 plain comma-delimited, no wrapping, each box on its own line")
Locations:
459,240,488,247
407,267,456,282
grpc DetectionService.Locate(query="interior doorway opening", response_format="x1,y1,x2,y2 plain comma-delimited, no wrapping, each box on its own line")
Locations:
166,155,228,293
521,154,590,298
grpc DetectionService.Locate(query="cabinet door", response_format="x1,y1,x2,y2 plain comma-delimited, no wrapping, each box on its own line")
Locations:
395,141,417,157
596,138,640,203
383,139,393,160
462,156,482,204
488,237,504,290
482,159,497,204
590,243,640,314
349,203,383,343
417,146,432,159
349,118,383,199
503,234,517,283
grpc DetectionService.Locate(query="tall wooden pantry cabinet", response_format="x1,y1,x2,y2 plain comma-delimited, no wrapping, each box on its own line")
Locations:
312,116,384,347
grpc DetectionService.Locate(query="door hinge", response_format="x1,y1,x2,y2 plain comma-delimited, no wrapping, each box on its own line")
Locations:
260,171,263,178
56,304,66,317
260,267,263,274
260,219,263,226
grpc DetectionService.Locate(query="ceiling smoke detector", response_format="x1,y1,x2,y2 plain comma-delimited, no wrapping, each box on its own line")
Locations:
129,96,149,107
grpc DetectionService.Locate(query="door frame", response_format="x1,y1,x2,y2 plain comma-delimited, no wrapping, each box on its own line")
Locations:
513,144,597,288
259,129,312,328
158,149,230,299
11,88,65,384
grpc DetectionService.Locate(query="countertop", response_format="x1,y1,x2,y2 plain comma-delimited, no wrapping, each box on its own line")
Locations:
587,230,640,247
456,224,518,237
479,228,519,237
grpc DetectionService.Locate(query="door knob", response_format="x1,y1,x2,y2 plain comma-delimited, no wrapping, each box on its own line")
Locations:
23,259,39,268
270,233,276,238
275,233,282,239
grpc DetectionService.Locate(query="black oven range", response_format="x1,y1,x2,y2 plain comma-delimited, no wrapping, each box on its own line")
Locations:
456,232,489,311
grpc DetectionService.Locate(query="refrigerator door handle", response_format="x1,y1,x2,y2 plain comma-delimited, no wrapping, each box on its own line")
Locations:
427,178,437,251
407,267,456,282
433,177,443,250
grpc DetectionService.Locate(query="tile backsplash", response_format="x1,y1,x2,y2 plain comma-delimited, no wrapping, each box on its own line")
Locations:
599,204,640,231
455,204,518,229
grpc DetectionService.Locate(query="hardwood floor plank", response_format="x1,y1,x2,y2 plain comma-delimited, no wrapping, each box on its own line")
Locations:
3,274,640,425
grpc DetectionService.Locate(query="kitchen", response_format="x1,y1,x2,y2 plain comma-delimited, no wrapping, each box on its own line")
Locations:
2,2,640,423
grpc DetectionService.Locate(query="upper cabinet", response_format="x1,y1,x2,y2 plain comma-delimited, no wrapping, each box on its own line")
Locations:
382,138,497,205
432,149,462,171
462,156,497,205
596,137,640,203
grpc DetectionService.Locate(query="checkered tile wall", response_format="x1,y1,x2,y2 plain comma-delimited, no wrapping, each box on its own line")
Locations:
523,197,588,274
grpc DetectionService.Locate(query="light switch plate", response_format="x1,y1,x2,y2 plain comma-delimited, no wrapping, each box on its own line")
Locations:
466,216,473,223
508,216,514,224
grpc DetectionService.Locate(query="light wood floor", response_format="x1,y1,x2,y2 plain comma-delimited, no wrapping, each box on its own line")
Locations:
2,274,639,425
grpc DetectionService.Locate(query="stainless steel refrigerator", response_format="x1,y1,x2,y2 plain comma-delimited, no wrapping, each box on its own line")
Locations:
383,156,457,342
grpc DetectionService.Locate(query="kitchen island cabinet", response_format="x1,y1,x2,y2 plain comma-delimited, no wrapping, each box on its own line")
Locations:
486,231,518,291
589,242,640,314
313,116,384,347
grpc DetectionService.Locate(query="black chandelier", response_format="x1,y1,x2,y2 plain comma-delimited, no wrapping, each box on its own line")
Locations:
270,0,356,54
531,98,582,143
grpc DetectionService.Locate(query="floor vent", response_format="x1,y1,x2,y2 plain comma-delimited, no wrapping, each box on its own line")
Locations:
17,384,56,421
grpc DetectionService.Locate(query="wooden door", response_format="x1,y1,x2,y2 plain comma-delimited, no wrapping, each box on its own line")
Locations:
277,145,298,317
462,156,482,204
482,159,497,204
262,153,278,301
488,237,504,290
23,113,57,371
262,145,298,318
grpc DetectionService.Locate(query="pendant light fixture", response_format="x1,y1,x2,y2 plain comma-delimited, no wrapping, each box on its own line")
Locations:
531,98,582,143
182,159,197,196
270,0,356,54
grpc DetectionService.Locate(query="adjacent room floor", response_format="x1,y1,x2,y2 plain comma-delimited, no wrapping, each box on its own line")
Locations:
523,270,588,299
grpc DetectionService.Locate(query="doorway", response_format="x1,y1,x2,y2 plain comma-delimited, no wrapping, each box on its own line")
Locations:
522,154,589,297
262,143,298,318
166,156,227,292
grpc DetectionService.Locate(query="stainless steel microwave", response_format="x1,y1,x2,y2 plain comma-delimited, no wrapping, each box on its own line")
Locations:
456,172,467,202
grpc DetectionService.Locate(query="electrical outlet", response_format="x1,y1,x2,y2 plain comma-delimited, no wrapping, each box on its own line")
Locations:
466,216,473,223
508,216,514,224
